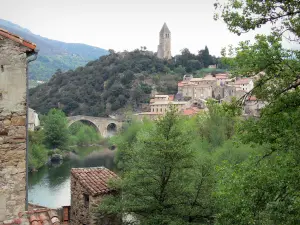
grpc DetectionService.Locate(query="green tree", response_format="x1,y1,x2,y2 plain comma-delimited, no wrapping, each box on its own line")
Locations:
214,0,300,224
215,152,300,225
44,108,69,149
198,46,213,68
214,0,300,40
98,108,215,224
28,130,48,171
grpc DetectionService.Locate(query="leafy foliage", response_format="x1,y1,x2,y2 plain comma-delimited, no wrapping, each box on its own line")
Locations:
69,121,101,146
43,108,70,149
98,104,246,225
28,130,48,171
213,1,300,224
214,0,300,42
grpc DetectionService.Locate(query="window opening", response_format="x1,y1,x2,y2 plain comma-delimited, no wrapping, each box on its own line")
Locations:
83,194,89,208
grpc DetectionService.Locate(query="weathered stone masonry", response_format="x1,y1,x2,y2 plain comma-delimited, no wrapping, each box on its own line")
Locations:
70,167,120,225
0,30,37,222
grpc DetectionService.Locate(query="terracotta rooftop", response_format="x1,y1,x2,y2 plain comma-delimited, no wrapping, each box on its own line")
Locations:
71,167,118,196
235,78,252,85
182,107,201,116
1,208,61,225
178,81,184,87
216,74,229,79
168,95,174,101
0,28,37,51
247,96,257,101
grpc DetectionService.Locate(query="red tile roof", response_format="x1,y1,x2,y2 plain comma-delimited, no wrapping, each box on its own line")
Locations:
1,208,61,225
71,167,118,196
168,95,174,101
182,107,200,116
0,28,37,51
247,96,257,101
216,74,228,79
235,78,251,85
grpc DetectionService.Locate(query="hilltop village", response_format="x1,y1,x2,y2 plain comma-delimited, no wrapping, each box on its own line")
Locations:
136,72,265,120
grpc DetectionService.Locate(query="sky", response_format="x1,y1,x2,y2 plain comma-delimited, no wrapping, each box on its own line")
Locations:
1,0,298,57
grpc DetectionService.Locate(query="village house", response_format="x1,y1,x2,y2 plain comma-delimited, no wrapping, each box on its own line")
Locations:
0,28,38,222
178,74,218,100
150,101,190,114
243,96,266,117
153,94,169,101
134,111,164,121
234,78,254,92
182,107,203,117
28,108,40,131
215,73,229,86
70,167,120,225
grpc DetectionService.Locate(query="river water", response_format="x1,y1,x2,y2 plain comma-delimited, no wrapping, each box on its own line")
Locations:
28,146,116,208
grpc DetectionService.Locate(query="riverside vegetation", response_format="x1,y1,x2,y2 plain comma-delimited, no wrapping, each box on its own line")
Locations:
28,108,101,171
95,1,300,224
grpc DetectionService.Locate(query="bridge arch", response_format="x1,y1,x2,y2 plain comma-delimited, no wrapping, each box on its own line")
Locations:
68,119,100,133
107,123,117,137
67,115,123,138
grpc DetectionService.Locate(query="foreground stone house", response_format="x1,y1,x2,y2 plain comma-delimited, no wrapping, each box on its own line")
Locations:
0,28,38,222
70,167,119,225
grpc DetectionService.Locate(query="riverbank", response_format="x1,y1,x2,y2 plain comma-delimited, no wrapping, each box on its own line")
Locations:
29,142,112,172
28,145,116,208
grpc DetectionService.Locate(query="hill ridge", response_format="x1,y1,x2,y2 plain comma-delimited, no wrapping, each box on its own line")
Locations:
0,18,108,81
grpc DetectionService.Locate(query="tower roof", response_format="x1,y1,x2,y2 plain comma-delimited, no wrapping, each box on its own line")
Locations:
160,22,170,34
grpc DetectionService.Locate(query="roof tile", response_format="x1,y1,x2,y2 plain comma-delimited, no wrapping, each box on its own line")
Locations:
71,167,119,196
0,28,37,51
2,208,62,225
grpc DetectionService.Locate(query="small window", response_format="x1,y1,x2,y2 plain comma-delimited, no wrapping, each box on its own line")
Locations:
83,194,89,208
1,65,3,72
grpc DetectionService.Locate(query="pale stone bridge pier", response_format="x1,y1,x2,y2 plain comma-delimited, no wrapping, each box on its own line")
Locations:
67,115,123,138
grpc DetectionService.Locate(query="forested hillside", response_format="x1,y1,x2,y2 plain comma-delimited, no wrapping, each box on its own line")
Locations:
0,19,108,81
29,47,226,117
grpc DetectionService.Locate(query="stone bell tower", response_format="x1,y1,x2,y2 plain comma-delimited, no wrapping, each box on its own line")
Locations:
157,23,171,60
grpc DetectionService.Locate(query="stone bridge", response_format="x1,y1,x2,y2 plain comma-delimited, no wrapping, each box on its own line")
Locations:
67,115,123,137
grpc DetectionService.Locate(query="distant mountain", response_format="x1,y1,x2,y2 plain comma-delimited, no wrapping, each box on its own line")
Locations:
0,19,108,81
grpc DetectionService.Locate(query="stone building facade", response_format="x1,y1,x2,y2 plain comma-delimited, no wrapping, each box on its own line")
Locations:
178,74,218,100
0,28,37,222
28,108,40,131
150,101,190,114
70,167,120,225
157,23,171,60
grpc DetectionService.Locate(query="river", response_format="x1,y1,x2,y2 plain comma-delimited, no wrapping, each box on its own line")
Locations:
28,146,116,208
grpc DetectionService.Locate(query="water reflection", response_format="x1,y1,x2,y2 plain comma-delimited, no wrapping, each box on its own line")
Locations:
28,146,116,208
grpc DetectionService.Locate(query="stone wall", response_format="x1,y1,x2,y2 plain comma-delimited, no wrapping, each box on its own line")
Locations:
70,174,121,225
71,173,108,225
70,173,91,225
0,37,28,221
